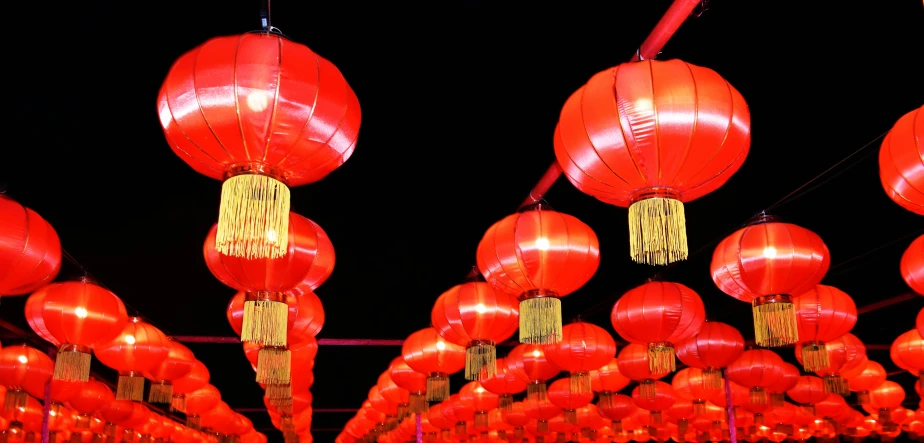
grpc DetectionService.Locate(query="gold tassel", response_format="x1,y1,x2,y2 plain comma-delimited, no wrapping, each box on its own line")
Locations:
823,375,848,396
426,374,449,402
454,422,466,436
640,379,657,400
612,421,622,433
104,424,117,437
465,341,496,381
627,195,688,266
647,343,676,374
703,368,723,390
564,409,577,425
256,347,291,385
496,430,506,441
171,395,186,413
754,413,764,425
537,420,549,433
408,393,428,414
68,433,81,443
116,374,145,401
266,384,293,406
770,392,785,407
440,430,450,441
570,372,591,394
518,296,562,344
53,346,91,382
598,392,614,409
76,414,91,429
186,415,201,430
751,295,799,347
650,411,662,425
692,400,706,415
514,428,524,441
495,394,512,411
242,293,288,347
800,343,829,372
217,173,290,260
802,404,816,416
526,381,547,402
474,411,488,428
749,387,767,405
678,419,688,434
857,391,870,405
4,389,27,411
147,381,173,404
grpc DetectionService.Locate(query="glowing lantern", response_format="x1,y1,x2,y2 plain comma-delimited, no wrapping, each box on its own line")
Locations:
792,285,858,372
401,327,465,402
674,321,744,389
902,235,924,295
93,317,171,401
144,340,196,404
0,344,54,409
545,321,616,393
0,195,62,296
878,106,923,215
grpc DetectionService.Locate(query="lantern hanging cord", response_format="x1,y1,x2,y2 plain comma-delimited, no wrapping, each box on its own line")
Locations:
259,0,282,35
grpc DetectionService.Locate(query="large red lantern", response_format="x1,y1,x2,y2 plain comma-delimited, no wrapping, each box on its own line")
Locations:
476,205,600,345
158,32,361,260
0,195,62,296
0,344,54,408
725,349,783,405
674,321,744,389
544,321,616,393
205,212,334,349
431,270,519,380
711,217,830,347
612,281,705,373
554,59,751,266
792,285,858,372
94,317,171,401
185,385,222,429
401,327,465,402
878,106,923,215
388,357,427,413
27,279,128,382
891,328,924,382
68,379,113,423
845,360,887,405
144,340,196,404
902,235,924,295
171,360,210,413
478,357,527,410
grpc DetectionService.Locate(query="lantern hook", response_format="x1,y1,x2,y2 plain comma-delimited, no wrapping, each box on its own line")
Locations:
260,0,272,31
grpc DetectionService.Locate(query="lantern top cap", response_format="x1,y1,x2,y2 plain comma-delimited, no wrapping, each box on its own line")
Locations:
462,266,485,283
746,213,781,227
517,200,554,213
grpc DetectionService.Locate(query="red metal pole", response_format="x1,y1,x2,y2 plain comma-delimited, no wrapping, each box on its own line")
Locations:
519,0,703,208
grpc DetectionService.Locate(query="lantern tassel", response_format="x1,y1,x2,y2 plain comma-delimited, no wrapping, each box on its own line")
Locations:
857,391,870,405
702,368,723,390
526,381,547,402
628,195,688,266
53,345,91,382
266,384,293,406
640,379,657,400
612,421,622,433
171,394,186,413
749,387,767,405
564,409,577,424
408,393,429,414
116,373,145,401
770,392,785,407
242,293,288,347
823,375,849,396
148,381,173,404
465,341,495,381
217,173,290,260
186,415,201,431
751,295,798,347
536,420,549,433
426,373,449,402
651,411,663,425
570,372,591,394
518,296,562,345
800,342,829,372
678,419,688,435
256,347,291,385
75,414,90,429
647,342,676,374
692,400,706,415
474,411,488,428
4,389,27,410
498,394,513,411
598,392,614,409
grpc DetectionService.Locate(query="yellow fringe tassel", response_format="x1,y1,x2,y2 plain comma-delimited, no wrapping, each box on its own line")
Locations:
53,348,91,382
749,387,767,405
256,347,291,385
518,296,562,345
823,375,849,396
536,420,549,434
692,400,706,415
597,392,614,409
752,296,799,347
703,368,723,390
242,297,288,347
800,342,829,372
496,430,506,441
498,394,513,411
474,411,488,428
171,395,187,413
4,389,27,411
465,342,495,381
454,422,466,436
266,384,293,405
116,374,145,401
770,392,785,407
640,380,657,400
217,173,290,260
611,421,622,433
408,393,429,414
650,411,663,425
570,372,591,394
628,196,688,266
647,344,676,374
526,382,547,402
147,381,173,404
857,391,870,405
186,415,201,431
564,409,577,425
678,418,688,435
426,374,449,402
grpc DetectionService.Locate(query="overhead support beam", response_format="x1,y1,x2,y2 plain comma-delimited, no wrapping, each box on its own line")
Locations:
857,292,917,314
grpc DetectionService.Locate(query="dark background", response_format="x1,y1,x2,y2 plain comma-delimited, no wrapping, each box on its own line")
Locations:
2,0,922,441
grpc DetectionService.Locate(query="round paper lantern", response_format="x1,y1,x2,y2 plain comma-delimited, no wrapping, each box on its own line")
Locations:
376,372,409,415
158,32,361,260
387,357,427,413
674,321,744,389
523,398,561,433
69,379,113,422
546,378,593,424
544,321,616,393
612,281,705,373
505,344,561,402
554,59,751,266
205,212,334,348
671,367,711,411
891,328,924,381
767,362,800,406
0,196,62,296
0,344,54,408
24,289,58,346
918,307,924,338
725,350,784,405
26,279,128,382
431,270,519,380
616,343,669,400
588,357,631,408
171,360,210,413
631,380,676,424
226,285,325,346
401,327,465,402
476,205,600,345
94,317,171,401
479,357,527,410
902,235,924,295
785,375,829,409
845,360,887,405
185,385,222,429
711,217,830,347
792,285,858,372
878,106,923,215
459,381,500,427
144,340,195,404
597,393,635,424
869,381,906,416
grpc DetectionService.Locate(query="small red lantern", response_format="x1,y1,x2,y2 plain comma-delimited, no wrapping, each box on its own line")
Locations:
902,235,924,295
725,349,784,405
476,204,600,345
768,362,800,406
185,385,222,430
674,321,744,389
388,357,427,414
711,217,830,347
544,321,617,393
159,32,361,260
616,343,669,400
785,375,830,412
171,360,210,413
554,59,751,266
589,357,631,409
479,357,527,410
68,379,113,425
878,106,923,215
792,285,858,372
891,328,924,382
0,195,62,296
0,344,54,409
845,360,887,405
671,367,711,413
631,380,675,424
431,269,519,380
94,317,171,401
546,378,593,424
27,278,128,382
401,327,465,402
505,343,561,401
459,382,499,428
144,340,196,404
205,212,334,349
869,381,906,427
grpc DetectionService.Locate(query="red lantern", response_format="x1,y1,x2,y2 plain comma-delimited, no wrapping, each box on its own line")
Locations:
505,344,560,401
144,340,195,404
476,205,600,345
879,106,923,215
554,59,751,266
546,378,593,424
431,270,519,380
869,381,906,422
94,317,171,401
612,281,705,373
205,212,334,348
185,385,221,429
68,379,113,425
902,235,924,295
671,368,711,413
891,329,924,382
617,343,669,400
27,279,128,382
545,321,616,394
376,372,409,417
918,307,924,337
791,285,857,373
24,289,58,346
725,349,784,405
171,360,210,413
785,375,829,412
795,333,865,396
459,382,499,428
159,32,361,260
0,195,62,296
388,357,427,414
597,393,636,424
479,357,527,410
589,357,631,408
631,380,675,425
711,217,830,347
767,362,800,406
674,321,744,389
0,344,54,409
523,398,561,434
845,360,887,405
401,327,465,402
